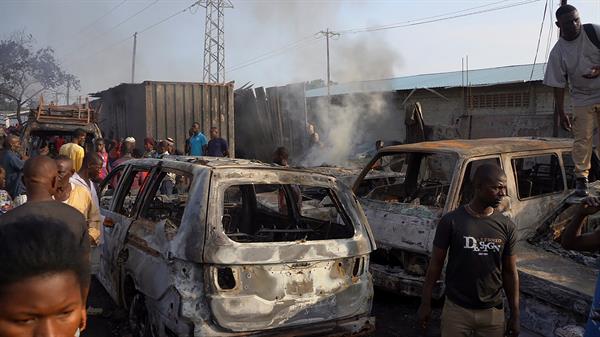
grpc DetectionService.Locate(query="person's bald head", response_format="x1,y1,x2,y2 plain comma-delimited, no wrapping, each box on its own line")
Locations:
473,164,507,208
55,155,74,188
23,156,59,202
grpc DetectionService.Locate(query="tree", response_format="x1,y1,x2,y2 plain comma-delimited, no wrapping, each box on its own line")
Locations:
0,31,80,124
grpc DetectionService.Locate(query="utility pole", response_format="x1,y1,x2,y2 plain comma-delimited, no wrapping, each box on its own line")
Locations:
318,29,340,99
131,32,138,83
198,0,233,83
66,79,70,105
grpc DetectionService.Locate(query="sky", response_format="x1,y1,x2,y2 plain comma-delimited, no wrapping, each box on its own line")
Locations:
2,0,600,100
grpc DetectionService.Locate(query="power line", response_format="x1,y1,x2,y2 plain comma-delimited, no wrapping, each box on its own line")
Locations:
60,0,159,61
226,35,322,73
74,0,129,37
338,0,541,35
337,0,513,34
226,0,540,74
64,1,202,68
139,1,201,34
530,0,548,80
543,0,555,72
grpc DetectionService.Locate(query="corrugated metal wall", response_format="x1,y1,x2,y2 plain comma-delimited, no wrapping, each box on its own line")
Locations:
96,81,234,157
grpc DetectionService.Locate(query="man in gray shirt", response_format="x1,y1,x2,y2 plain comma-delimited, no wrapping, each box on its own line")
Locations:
544,4,600,196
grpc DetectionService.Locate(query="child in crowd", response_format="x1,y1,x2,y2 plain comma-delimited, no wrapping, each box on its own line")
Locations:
0,201,91,337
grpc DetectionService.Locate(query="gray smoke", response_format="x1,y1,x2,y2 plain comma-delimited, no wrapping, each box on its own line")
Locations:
302,92,393,167
249,1,403,167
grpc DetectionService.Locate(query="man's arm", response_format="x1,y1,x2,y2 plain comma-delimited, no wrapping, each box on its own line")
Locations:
554,87,565,115
562,197,600,251
553,87,572,131
417,246,447,332
87,197,102,247
503,254,520,336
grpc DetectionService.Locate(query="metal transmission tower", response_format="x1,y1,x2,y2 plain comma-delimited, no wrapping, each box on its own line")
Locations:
197,0,233,83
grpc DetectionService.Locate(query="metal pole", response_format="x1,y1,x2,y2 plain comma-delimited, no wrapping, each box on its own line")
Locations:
326,28,331,99
131,32,138,83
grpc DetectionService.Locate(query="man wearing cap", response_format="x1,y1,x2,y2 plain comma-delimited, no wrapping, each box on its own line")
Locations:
123,137,136,153
166,137,183,155
188,122,208,156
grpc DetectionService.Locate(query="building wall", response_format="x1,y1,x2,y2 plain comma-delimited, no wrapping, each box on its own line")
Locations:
305,81,572,149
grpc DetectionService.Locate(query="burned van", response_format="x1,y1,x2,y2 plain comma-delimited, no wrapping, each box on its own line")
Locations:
353,137,599,336
97,156,375,336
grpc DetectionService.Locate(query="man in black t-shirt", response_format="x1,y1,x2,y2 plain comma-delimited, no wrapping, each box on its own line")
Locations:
418,164,520,337
207,127,229,157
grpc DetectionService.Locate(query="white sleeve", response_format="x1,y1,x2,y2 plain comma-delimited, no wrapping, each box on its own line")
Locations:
544,45,567,88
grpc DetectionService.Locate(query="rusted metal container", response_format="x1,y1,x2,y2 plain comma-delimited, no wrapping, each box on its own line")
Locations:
92,81,234,156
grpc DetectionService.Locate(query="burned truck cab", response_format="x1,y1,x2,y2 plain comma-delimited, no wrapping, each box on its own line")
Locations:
353,137,599,336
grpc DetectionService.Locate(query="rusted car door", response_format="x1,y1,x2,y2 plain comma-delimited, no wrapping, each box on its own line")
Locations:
502,151,570,238
352,151,457,254
97,164,152,301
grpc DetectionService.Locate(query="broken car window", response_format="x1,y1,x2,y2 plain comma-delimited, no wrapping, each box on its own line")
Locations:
139,170,193,240
99,166,125,210
222,184,354,243
512,154,564,199
356,152,457,208
116,168,151,217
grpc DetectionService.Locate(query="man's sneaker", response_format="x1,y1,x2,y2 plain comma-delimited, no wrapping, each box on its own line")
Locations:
575,177,589,197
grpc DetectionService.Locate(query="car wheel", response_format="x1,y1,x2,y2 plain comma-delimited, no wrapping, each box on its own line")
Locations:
129,293,156,337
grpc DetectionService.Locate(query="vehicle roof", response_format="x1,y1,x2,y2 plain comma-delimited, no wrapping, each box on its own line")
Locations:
128,156,337,177
381,137,573,157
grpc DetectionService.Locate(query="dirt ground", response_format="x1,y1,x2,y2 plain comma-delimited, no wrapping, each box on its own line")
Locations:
82,277,443,337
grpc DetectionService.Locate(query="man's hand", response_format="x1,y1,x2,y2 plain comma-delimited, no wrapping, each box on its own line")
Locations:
417,302,431,334
559,112,572,132
505,315,520,336
579,196,600,216
582,66,600,79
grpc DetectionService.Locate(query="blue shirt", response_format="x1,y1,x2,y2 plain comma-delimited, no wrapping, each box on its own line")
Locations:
2,150,25,198
189,133,208,156
207,138,228,157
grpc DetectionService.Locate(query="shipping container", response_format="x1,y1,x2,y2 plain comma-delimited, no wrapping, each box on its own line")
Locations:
92,81,234,157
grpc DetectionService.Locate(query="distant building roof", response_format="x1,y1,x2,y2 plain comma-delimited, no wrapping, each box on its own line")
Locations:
305,63,546,98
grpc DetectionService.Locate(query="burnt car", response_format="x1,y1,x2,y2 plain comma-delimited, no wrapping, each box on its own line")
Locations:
352,137,599,336
96,156,376,337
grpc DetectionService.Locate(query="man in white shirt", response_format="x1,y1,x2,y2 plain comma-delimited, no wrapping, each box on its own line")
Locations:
544,4,600,196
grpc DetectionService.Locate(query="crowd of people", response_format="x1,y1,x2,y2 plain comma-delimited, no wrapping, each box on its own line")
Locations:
4,3,600,337
0,122,229,335
0,122,229,211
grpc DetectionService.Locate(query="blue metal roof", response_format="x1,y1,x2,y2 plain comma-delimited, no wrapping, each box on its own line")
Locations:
305,63,546,98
